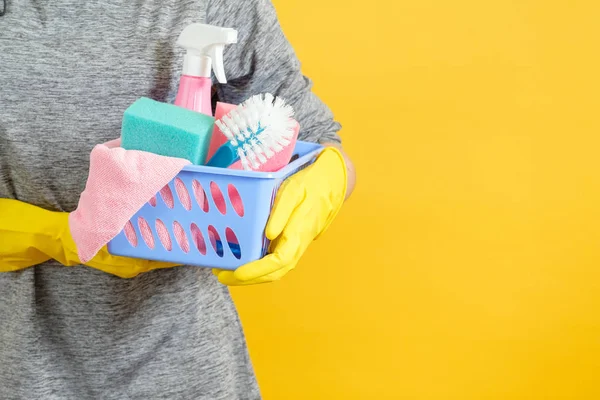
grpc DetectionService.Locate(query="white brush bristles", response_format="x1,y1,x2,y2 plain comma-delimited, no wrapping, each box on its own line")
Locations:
216,93,296,170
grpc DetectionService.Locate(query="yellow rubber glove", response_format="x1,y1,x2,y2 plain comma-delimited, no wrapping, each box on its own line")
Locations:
0,199,179,278
213,146,348,285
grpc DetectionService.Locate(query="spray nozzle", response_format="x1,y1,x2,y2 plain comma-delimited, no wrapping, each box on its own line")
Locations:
176,23,238,83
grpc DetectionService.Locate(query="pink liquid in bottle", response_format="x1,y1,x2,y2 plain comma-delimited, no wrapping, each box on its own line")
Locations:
174,75,213,116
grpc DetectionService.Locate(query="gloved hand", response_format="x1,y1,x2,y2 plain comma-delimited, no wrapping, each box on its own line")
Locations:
0,199,179,278
213,146,348,285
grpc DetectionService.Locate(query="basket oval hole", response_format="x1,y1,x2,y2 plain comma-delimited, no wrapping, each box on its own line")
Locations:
138,217,155,249
173,221,190,253
149,195,157,207
208,225,224,257
192,180,209,212
175,178,192,211
155,219,172,251
191,223,207,255
227,184,244,217
124,220,138,247
210,182,227,215
225,228,242,260
159,185,175,209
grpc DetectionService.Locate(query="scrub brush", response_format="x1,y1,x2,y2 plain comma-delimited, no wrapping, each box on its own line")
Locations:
205,93,297,171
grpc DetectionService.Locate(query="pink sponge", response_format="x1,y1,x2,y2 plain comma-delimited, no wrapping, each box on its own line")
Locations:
206,102,300,173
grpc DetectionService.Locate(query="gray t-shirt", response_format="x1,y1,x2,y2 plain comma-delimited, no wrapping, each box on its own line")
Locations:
0,0,341,398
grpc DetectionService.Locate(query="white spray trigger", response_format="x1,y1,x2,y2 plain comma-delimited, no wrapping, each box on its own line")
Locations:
176,23,238,81
210,44,227,84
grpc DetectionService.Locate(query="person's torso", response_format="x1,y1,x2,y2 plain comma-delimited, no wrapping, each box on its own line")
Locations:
0,2,261,397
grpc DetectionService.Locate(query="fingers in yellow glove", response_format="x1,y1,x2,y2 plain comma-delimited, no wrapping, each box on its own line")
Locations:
213,263,296,286
214,233,301,283
264,178,305,240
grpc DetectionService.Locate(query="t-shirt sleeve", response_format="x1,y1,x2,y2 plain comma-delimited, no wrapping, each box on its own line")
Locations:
206,0,342,144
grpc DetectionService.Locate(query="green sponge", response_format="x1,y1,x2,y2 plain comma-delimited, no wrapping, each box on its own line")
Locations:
121,97,215,165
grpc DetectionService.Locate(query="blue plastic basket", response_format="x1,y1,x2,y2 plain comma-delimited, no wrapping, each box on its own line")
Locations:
107,141,323,270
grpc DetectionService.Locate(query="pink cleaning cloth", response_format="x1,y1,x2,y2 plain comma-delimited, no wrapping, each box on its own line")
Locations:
206,102,300,173
68,138,190,263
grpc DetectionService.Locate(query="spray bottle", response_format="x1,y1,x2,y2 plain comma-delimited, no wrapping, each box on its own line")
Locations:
174,23,238,116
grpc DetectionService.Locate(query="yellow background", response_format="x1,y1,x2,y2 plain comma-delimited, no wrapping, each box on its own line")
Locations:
231,0,600,399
